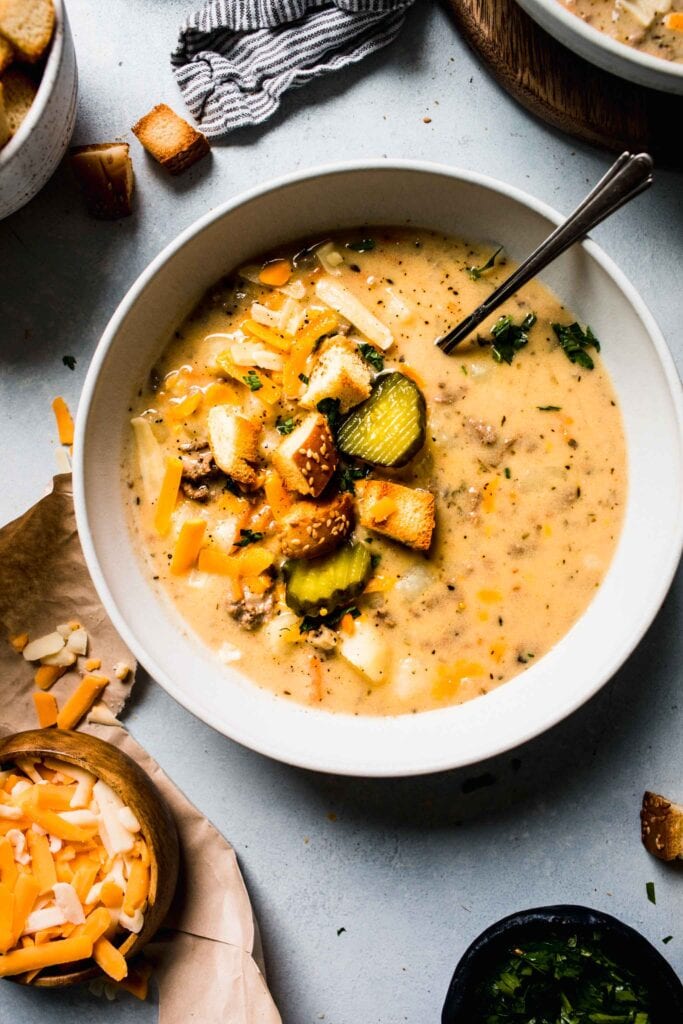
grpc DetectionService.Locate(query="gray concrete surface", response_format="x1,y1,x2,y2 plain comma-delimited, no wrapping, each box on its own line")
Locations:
1,1,682,1021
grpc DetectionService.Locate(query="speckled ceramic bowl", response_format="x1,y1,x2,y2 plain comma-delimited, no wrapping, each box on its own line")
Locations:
0,0,78,220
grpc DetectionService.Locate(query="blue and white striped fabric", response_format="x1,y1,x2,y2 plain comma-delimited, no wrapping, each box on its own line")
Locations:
171,0,416,138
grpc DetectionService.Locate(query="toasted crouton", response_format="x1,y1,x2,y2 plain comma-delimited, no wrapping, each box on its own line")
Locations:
300,337,372,413
279,492,354,559
70,143,134,219
0,34,13,73
356,479,435,551
0,67,37,137
207,406,261,489
0,0,54,63
641,791,683,862
0,83,9,147
132,103,210,175
271,413,338,497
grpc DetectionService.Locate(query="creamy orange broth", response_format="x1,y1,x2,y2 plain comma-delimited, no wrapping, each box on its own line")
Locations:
558,0,683,63
124,229,627,716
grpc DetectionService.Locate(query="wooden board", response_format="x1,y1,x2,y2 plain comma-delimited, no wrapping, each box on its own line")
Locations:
445,0,682,167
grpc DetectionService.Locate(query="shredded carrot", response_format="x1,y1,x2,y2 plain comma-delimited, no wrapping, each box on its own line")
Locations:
34,783,78,810
34,664,66,690
56,674,109,731
52,397,74,445
364,575,394,594
203,381,238,407
215,352,282,405
0,934,93,977
308,654,324,702
93,936,128,981
197,544,274,578
665,11,683,29
340,614,356,636
71,906,111,944
264,469,293,519
33,691,59,729
84,658,101,671
153,456,183,536
71,862,99,904
55,860,74,884
8,633,29,653
242,318,292,353
283,310,338,398
170,519,206,575
242,573,272,596
258,258,292,287
100,881,123,909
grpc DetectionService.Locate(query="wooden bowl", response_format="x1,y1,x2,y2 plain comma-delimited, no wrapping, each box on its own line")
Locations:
0,729,179,987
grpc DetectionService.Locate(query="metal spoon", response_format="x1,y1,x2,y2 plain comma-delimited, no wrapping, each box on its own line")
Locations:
436,151,654,355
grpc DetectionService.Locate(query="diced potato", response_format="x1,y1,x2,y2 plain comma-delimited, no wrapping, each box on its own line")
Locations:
339,619,390,685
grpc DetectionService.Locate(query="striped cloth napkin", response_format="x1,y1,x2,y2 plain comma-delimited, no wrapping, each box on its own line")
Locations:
171,0,416,138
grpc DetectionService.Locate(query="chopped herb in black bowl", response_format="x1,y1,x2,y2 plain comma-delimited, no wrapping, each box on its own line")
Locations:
442,906,683,1024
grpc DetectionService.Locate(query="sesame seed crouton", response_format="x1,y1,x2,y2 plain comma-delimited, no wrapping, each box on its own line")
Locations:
70,143,134,219
356,479,435,551
132,103,209,175
271,412,338,497
0,0,54,63
0,67,37,138
641,791,683,862
207,406,261,489
279,492,354,559
300,337,372,413
0,34,13,74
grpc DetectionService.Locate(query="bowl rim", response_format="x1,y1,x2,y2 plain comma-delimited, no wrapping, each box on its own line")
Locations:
517,0,683,86
73,159,683,777
441,903,683,1021
0,0,66,170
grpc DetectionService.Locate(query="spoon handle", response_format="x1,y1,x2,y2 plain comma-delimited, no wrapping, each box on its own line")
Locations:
436,152,654,354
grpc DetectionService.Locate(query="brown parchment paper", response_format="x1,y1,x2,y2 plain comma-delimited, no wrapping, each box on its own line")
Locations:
0,474,282,1024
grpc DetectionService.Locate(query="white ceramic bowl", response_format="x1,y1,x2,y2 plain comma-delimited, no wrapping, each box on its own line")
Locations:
0,0,78,220
74,162,683,777
516,0,683,94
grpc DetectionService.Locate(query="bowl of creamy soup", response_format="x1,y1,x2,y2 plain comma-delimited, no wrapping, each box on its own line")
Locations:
73,161,683,776
516,0,683,93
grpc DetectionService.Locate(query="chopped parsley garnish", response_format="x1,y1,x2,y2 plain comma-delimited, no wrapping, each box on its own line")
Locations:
346,238,375,253
646,881,656,904
299,605,360,633
337,460,371,494
468,245,503,280
538,405,562,411
236,529,264,548
474,932,653,1023
298,373,309,385
552,321,600,370
337,927,346,936
491,312,536,365
370,552,381,571
317,397,342,433
276,416,296,435
357,342,384,372
504,467,511,479
62,355,77,370
663,935,673,944
242,370,263,391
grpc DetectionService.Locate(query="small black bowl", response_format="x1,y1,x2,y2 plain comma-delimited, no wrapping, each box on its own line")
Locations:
442,904,683,1023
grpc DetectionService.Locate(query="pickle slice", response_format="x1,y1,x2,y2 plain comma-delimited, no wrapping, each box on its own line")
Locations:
337,371,426,467
284,543,373,617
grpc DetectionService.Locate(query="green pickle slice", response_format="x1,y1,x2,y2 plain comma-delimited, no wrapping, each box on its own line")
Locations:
337,371,426,467
284,543,373,616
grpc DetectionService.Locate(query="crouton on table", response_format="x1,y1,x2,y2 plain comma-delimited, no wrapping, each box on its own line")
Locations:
207,406,261,489
641,791,683,862
271,413,337,497
70,143,135,219
356,479,435,551
300,337,372,413
279,492,354,559
132,103,210,175
0,0,54,63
